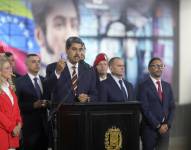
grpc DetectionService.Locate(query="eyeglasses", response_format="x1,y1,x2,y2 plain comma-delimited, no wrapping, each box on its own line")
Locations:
149,64,165,69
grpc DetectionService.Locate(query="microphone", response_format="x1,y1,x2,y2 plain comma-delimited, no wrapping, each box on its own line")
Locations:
60,52,67,61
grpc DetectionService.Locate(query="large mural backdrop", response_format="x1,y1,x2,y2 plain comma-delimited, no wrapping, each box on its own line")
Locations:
0,0,178,86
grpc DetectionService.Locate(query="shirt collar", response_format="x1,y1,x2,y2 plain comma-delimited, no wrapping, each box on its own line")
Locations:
99,75,107,81
28,72,40,81
150,75,161,83
66,60,79,69
111,74,123,82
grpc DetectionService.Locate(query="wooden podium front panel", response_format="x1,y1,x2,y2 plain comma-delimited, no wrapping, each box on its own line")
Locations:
57,111,85,150
88,110,139,150
56,102,140,150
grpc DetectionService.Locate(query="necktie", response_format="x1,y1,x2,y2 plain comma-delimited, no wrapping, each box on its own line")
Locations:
119,80,128,101
156,81,163,101
71,66,78,96
34,77,42,99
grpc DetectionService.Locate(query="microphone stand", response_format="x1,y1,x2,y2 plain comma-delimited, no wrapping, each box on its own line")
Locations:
48,86,73,150
47,62,95,150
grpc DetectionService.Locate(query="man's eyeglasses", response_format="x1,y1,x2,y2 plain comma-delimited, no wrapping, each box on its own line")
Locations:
149,64,165,69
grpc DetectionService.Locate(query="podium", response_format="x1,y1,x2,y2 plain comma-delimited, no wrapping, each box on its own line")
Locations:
55,101,140,150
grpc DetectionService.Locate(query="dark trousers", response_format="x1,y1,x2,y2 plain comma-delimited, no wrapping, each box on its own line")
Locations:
22,130,48,150
141,125,169,150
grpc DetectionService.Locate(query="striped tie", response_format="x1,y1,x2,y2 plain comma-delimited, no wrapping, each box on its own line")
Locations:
71,66,78,95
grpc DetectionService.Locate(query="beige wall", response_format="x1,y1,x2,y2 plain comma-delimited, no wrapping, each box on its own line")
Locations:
179,0,191,104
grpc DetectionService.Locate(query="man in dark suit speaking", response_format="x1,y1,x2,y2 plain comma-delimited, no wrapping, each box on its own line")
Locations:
99,57,134,102
46,36,97,103
137,57,175,150
45,42,90,79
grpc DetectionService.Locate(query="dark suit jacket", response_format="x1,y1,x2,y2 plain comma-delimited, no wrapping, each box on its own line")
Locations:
46,62,97,103
137,77,175,130
95,71,111,90
99,75,135,102
46,60,91,79
15,74,49,149
46,62,57,79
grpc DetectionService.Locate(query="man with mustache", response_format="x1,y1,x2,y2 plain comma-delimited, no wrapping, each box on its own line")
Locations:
46,36,97,103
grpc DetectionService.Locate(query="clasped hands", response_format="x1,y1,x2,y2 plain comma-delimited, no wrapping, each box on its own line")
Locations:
33,100,49,109
78,93,90,103
158,124,168,134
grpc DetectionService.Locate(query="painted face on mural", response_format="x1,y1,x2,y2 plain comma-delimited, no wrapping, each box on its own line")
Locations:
35,0,79,65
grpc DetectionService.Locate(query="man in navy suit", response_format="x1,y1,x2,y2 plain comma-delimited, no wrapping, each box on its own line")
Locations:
137,57,175,150
16,54,49,150
46,42,91,79
46,36,97,103
99,57,134,102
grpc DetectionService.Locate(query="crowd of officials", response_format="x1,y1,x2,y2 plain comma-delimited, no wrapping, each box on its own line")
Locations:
0,36,175,150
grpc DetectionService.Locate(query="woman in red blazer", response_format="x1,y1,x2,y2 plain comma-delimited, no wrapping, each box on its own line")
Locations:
0,56,22,150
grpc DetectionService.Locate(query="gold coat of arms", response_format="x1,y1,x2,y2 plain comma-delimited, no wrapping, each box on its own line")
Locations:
105,127,122,150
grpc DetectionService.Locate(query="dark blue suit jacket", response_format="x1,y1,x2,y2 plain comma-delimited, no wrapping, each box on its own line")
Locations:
137,77,175,130
16,74,49,112
15,74,49,149
99,75,135,102
46,62,57,79
46,63,97,103
46,60,91,78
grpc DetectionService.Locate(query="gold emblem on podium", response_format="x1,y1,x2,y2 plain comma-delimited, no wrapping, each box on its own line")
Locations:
105,126,122,150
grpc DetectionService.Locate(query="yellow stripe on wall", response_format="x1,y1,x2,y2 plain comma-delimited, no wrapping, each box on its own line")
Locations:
0,0,33,19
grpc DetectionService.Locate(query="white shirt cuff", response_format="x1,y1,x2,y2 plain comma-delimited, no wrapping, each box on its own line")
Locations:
55,70,60,79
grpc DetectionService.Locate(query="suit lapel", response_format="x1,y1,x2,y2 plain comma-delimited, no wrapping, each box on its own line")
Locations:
77,63,85,93
0,91,13,108
0,87,19,113
9,87,18,111
161,81,167,105
123,80,129,101
109,76,122,94
39,76,44,94
64,65,72,80
61,65,73,93
25,74,38,97
148,78,162,103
